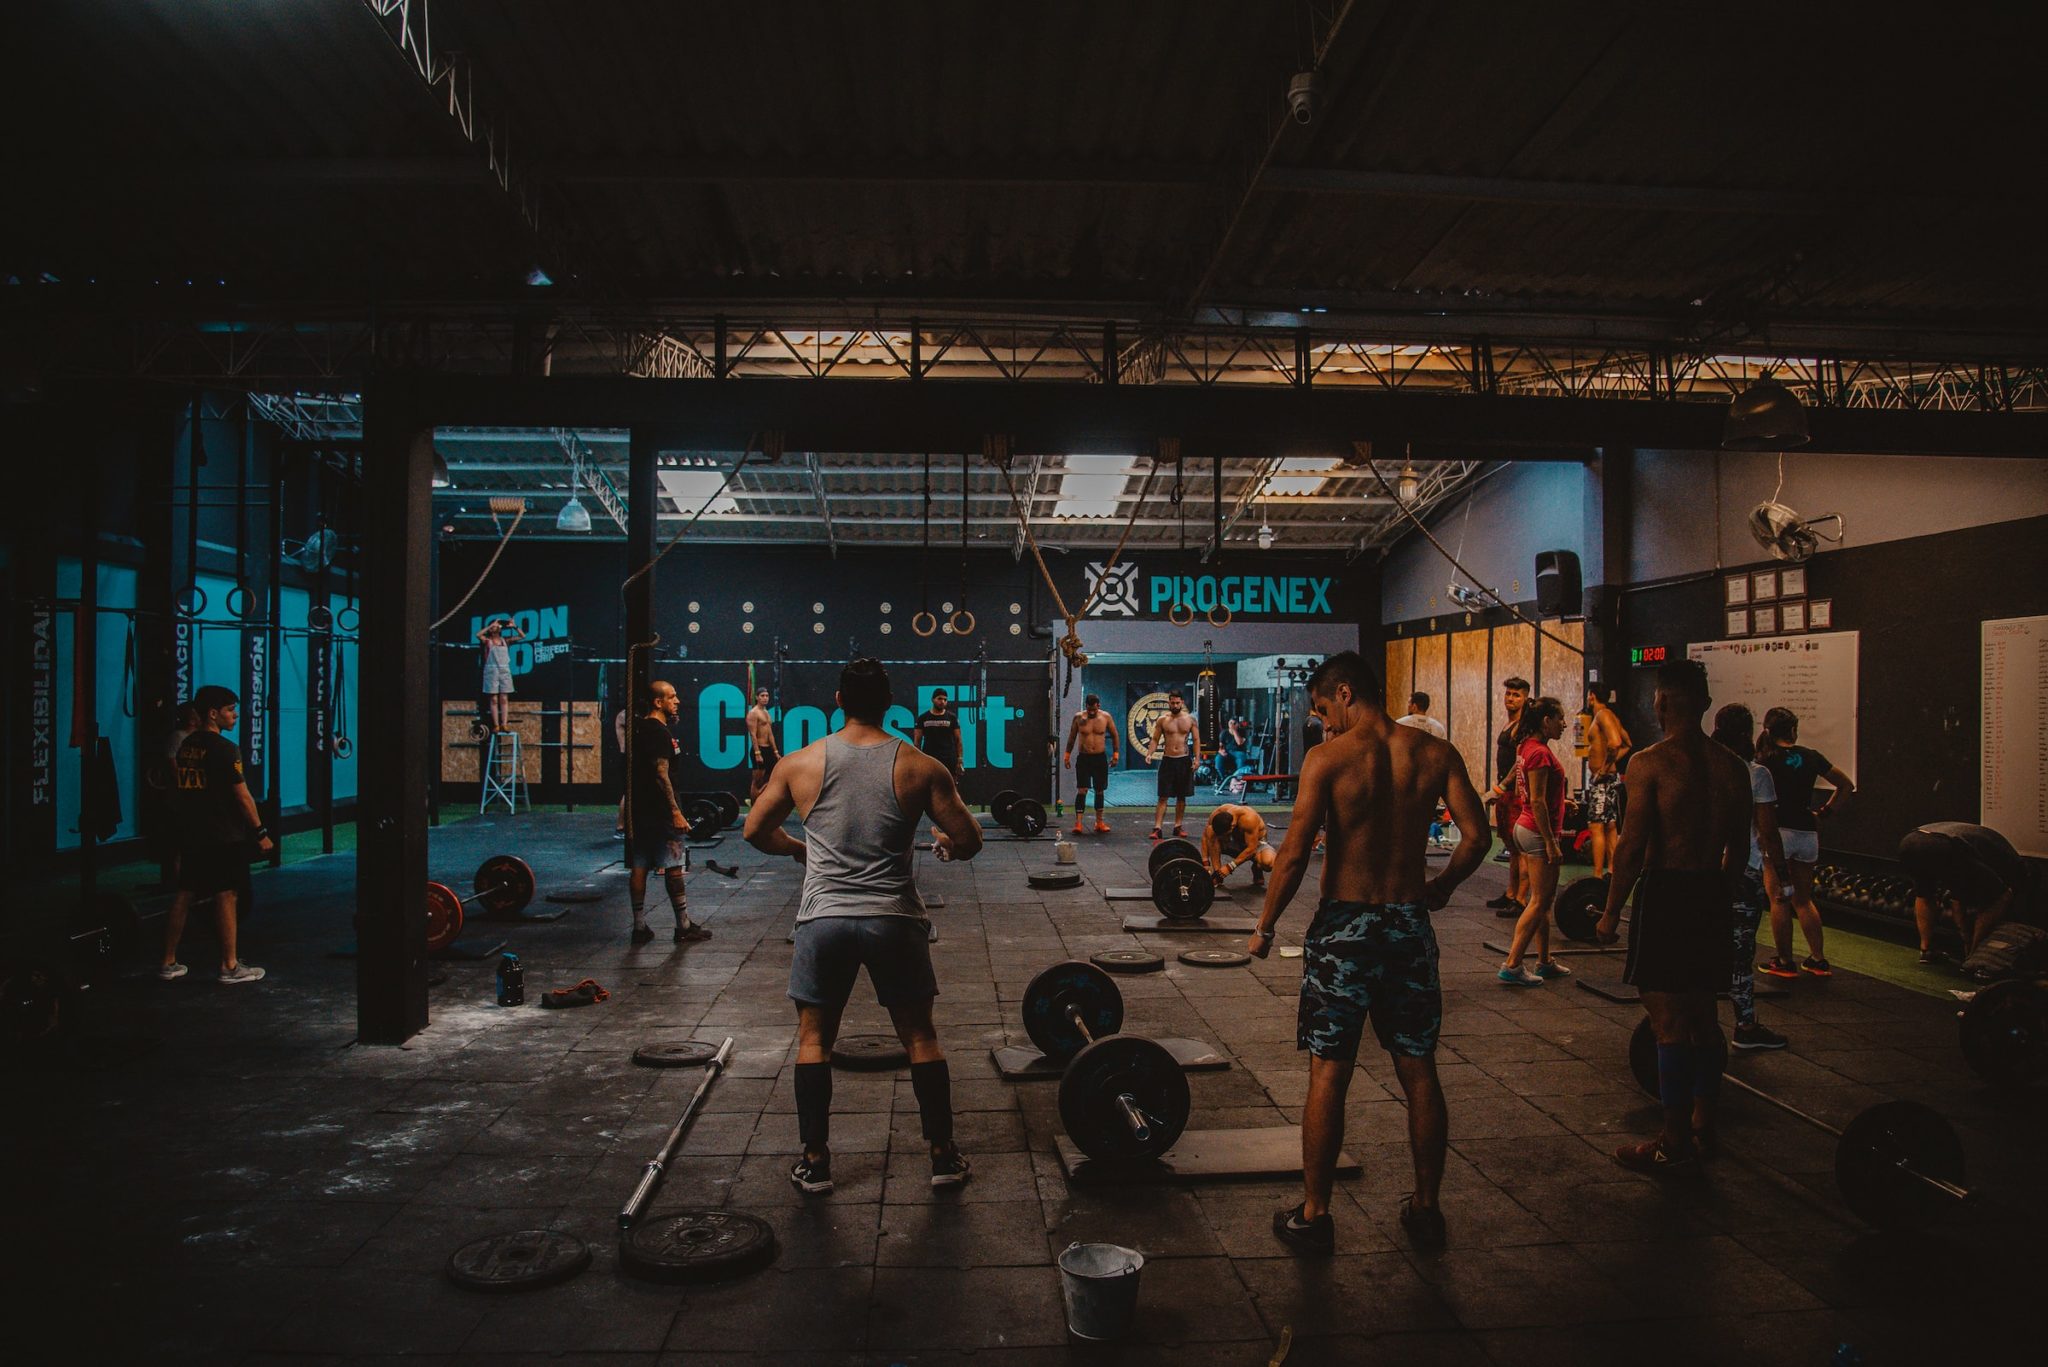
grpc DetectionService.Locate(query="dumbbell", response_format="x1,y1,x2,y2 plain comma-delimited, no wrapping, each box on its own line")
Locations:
1147,838,1217,920
1022,961,1191,1162
424,855,537,952
989,790,1048,839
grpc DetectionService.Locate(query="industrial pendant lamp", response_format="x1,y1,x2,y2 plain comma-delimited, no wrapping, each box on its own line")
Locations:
431,450,453,488
1722,376,1810,451
555,494,593,533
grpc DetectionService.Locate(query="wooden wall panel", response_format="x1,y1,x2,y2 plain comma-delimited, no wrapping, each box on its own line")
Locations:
561,701,601,784
1449,629,1491,790
1384,636,1415,708
1537,620,1587,780
1412,633,1447,725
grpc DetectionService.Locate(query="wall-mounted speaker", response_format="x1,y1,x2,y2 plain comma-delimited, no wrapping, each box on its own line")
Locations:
1535,550,1582,618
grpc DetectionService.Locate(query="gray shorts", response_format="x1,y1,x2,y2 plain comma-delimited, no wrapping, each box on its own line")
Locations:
789,915,938,1009
628,830,688,872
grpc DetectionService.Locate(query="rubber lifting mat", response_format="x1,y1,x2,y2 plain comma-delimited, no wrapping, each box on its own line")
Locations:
1090,949,1165,974
445,1229,591,1291
619,1209,778,1284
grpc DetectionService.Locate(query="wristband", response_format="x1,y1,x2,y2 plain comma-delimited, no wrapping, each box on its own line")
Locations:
1254,927,1275,941
252,825,270,840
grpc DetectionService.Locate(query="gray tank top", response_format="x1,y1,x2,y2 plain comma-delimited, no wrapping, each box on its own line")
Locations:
795,736,926,923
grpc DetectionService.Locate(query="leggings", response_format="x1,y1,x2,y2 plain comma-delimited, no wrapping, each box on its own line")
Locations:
1730,867,1765,1027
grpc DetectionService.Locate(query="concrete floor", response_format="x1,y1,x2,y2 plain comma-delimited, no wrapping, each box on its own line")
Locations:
15,811,2044,1365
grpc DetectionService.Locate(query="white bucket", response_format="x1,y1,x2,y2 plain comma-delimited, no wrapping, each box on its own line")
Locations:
1058,1241,1144,1340
1055,841,1078,865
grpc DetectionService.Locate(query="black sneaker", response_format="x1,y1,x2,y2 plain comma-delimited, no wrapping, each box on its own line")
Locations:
1397,1195,1446,1249
1732,1022,1789,1051
673,921,712,943
630,924,655,946
1485,895,1517,910
1271,1202,1334,1255
929,1146,972,1189
789,1154,833,1195
1918,948,1945,966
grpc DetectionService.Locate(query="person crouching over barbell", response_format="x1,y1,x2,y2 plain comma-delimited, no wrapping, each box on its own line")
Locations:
1204,804,1276,890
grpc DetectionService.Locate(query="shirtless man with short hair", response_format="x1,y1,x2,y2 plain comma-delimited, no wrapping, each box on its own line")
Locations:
1485,678,1530,916
1203,804,1275,890
1248,651,1490,1254
746,687,782,803
1063,693,1119,834
1145,691,1199,840
1595,658,1752,1173
1583,684,1633,880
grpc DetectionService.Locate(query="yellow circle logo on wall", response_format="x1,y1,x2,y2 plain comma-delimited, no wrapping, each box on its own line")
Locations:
1127,691,1175,754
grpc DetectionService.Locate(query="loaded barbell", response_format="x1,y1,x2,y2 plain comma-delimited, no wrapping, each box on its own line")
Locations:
424,855,537,953
1147,838,1217,921
987,789,1048,838
1023,960,1191,1162
1626,1018,1974,1230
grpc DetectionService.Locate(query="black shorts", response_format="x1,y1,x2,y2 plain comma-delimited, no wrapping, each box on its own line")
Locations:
1157,754,1194,799
1623,869,1734,995
1074,751,1110,794
788,915,938,1009
177,843,253,901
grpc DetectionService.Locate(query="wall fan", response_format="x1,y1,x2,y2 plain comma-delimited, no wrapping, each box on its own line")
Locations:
1747,501,1843,563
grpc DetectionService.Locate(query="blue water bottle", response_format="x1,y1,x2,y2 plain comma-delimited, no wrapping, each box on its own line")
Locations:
496,952,524,1006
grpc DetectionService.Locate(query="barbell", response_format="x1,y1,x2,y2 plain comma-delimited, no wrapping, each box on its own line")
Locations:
424,855,537,953
987,789,1048,839
2,891,144,1045
1625,1018,1974,1230
1147,838,1222,921
1023,960,1191,1162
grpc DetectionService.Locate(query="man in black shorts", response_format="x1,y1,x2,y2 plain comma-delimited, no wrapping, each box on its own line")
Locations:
626,681,709,946
1145,690,1199,840
744,659,986,1195
1899,822,2033,961
913,690,963,835
1596,659,1752,1173
1063,693,1119,834
158,685,273,984
1247,652,1490,1253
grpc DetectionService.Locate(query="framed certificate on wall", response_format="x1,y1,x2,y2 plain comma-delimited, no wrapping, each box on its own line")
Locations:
1809,599,1833,629
1751,569,1779,602
1779,566,1807,597
1753,604,1779,635
1726,608,1751,637
1725,575,1750,606
1780,600,1808,632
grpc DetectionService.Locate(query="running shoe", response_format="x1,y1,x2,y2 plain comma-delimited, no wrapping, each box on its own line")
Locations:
630,924,655,945
1757,956,1800,979
1495,903,1522,919
1484,895,1518,911
1497,965,1544,986
789,1154,833,1195
1149,828,1163,841
156,962,188,981
1612,1138,1696,1175
1534,960,1572,980
1271,1203,1334,1254
1173,826,1188,839
929,1147,973,1189
1093,821,1111,834
217,963,266,985
1799,957,1833,978
1071,819,1085,835
673,921,713,943
1917,948,1946,966
1397,1195,1446,1249
1732,1022,1789,1051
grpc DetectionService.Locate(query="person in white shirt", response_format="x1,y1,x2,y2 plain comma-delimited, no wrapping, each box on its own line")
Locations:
1394,691,1448,740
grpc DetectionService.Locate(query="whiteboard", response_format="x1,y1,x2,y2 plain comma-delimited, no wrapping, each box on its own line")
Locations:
1687,631,1858,780
1982,615,2048,857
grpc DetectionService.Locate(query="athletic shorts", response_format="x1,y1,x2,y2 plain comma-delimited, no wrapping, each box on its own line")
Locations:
1623,869,1734,995
628,829,689,872
752,754,776,777
1157,754,1194,799
788,915,938,1008
1511,823,1554,858
1297,899,1442,1060
1583,774,1620,825
176,843,253,901
1073,751,1110,794
1779,828,1819,864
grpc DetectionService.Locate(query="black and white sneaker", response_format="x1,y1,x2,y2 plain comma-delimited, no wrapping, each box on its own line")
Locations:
789,1154,833,1195
1271,1202,1334,1254
929,1147,972,1189
1732,1022,1789,1051
630,924,655,946
673,920,712,943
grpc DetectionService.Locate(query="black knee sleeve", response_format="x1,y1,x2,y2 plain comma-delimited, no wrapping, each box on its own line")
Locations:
794,1061,832,1152
910,1059,954,1146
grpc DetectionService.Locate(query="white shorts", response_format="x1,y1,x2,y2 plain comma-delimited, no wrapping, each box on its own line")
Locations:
1780,828,1819,864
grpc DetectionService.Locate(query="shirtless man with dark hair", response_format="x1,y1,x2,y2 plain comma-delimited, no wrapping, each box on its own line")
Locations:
1145,690,1199,840
1248,649,1490,1254
746,687,782,803
1596,658,1752,1173
1203,803,1275,890
1063,693,1118,834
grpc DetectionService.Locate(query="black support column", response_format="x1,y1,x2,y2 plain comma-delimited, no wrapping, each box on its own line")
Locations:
625,426,658,707
1585,447,1634,695
355,389,434,1044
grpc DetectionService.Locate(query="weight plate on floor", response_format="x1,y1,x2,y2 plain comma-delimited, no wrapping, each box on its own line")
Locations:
546,887,604,904
989,789,1019,825
709,790,741,829
1027,869,1083,890
445,1229,591,1291
1957,977,2048,1087
1090,950,1164,975
1179,948,1250,968
1627,1017,1727,1098
424,882,464,953
683,798,723,837
619,1208,778,1284
2,959,64,1043
474,855,537,916
1147,838,1202,880
830,1033,909,1070
1023,960,1124,1064
1008,797,1047,838
1058,1034,1191,1163
632,1040,723,1068
1553,875,1610,943
1151,859,1215,921
1836,1100,1966,1231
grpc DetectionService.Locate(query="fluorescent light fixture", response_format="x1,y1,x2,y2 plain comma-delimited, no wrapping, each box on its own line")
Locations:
1263,456,1342,496
658,468,740,516
1052,454,1139,519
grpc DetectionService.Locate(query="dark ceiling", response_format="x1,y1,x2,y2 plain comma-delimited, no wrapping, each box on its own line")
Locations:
4,0,2045,355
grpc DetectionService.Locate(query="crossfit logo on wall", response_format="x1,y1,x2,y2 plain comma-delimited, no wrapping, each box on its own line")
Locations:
1084,562,1142,617
470,605,574,675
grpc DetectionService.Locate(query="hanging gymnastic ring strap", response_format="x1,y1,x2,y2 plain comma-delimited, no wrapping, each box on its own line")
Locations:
1168,600,1194,627
912,610,939,638
174,585,207,617
225,582,253,620
337,604,361,632
948,609,976,636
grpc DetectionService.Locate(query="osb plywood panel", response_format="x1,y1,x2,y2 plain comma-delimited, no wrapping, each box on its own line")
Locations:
441,701,545,784
1384,636,1415,703
1537,619,1587,779
1413,632,1447,720
561,702,602,784
1492,622,1537,704
1450,629,1491,790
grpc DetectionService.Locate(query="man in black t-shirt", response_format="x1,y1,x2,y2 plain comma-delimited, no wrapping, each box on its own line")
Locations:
159,685,273,985
1899,822,2033,961
914,691,964,840
626,681,708,946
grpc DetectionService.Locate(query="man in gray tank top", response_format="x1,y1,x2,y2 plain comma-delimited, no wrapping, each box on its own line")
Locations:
744,658,985,1195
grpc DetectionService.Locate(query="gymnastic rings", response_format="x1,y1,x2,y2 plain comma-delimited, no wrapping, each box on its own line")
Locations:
173,585,207,617
948,609,976,637
307,604,334,631
1167,600,1194,627
331,736,354,759
1207,604,1234,629
336,605,361,632
224,582,253,620
911,610,940,638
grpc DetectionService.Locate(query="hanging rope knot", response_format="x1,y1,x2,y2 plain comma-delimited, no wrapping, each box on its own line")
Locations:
1059,622,1088,669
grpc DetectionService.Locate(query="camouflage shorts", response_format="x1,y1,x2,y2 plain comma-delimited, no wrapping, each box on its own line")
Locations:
1297,899,1441,1060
